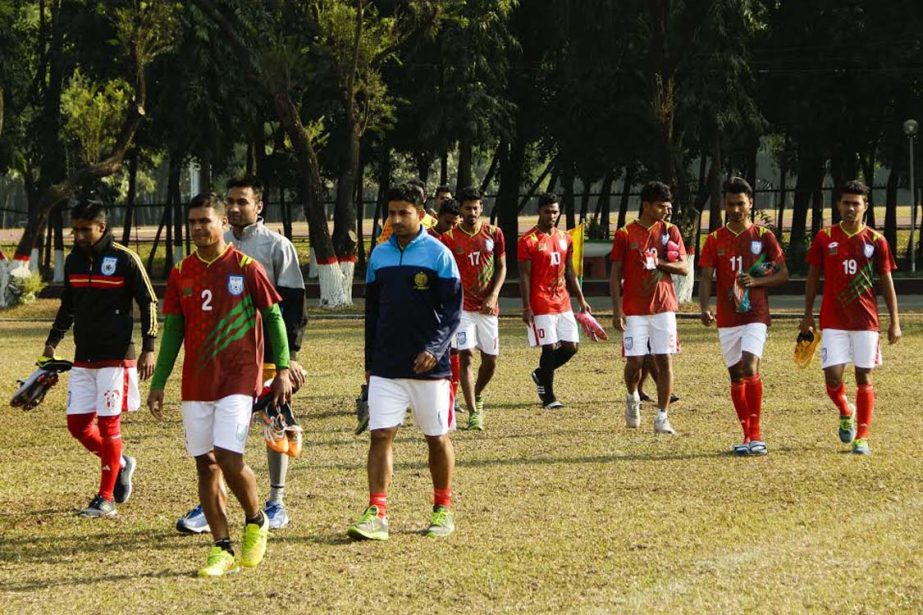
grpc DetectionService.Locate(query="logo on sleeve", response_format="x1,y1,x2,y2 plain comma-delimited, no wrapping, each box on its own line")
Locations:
101,256,118,276
227,275,244,296
750,240,763,255
863,243,875,259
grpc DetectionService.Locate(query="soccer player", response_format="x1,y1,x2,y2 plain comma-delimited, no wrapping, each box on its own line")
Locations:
376,180,437,245
441,187,507,430
43,199,157,517
432,185,454,218
175,176,307,533
699,177,789,455
518,193,591,409
148,193,292,577
431,197,460,236
801,180,901,455
348,183,461,541
610,181,689,434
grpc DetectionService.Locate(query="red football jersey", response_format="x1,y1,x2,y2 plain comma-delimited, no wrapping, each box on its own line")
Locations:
517,226,572,315
610,220,685,315
807,224,895,331
162,246,281,401
442,223,505,314
699,224,784,327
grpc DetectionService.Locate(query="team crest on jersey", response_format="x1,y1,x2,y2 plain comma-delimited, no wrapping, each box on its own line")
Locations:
661,233,670,246
750,240,763,255
485,238,494,253
863,243,875,259
828,241,838,255
227,275,244,296
624,336,633,351
100,256,118,276
558,238,567,251
413,271,430,290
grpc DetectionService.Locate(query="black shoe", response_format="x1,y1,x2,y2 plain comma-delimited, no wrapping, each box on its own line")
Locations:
531,369,547,404
638,392,652,402
79,495,116,518
114,455,136,504
670,393,680,404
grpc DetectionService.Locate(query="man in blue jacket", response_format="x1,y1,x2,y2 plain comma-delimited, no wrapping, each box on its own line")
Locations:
348,184,462,541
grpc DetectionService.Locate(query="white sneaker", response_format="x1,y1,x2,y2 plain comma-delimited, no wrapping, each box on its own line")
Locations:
654,414,675,435
625,394,641,428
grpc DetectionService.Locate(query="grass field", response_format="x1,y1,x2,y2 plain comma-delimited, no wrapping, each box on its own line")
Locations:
1,314,921,613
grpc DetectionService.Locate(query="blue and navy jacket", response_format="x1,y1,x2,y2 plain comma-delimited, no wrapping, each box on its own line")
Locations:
365,227,462,379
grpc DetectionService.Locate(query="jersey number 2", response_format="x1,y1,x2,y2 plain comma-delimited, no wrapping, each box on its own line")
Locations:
201,289,213,311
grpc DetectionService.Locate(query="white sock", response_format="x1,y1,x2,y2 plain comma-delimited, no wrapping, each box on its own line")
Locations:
269,486,284,504
656,408,668,420
628,390,640,402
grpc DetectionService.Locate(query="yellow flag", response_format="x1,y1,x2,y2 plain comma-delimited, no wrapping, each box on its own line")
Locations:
568,223,585,280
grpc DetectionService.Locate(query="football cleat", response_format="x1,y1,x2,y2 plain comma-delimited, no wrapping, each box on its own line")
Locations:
733,442,751,456
176,504,211,534
575,311,609,342
852,438,871,455
198,546,239,577
748,440,768,456
424,506,455,538
10,357,73,410
467,411,484,431
531,369,547,404
793,328,822,369
265,500,290,530
625,393,641,428
254,391,303,456
838,406,857,444
79,495,116,518
355,384,370,435
113,455,137,504
348,506,389,541
240,513,270,568
543,399,564,410
654,415,675,435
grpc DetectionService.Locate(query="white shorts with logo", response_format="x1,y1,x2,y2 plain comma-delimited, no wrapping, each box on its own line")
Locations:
821,329,882,369
181,395,254,456
453,311,500,355
527,311,579,347
368,376,452,436
67,366,140,416
718,323,768,367
623,312,678,356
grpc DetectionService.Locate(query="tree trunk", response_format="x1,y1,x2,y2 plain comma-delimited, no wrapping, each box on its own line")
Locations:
885,166,899,250
595,171,614,237
171,159,184,265
370,147,391,252
777,157,787,239
480,145,501,194
456,136,473,193
578,176,592,223
789,148,825,267
811,185,824,239
333,123,360,262
414,152,431,186
617,165,635,229
122,149,138,244
52,204,65,282
440,150,448,186
355,154,367,274
562,165,576,230
497,135,526,279
861,151,876,228
707,130,723,232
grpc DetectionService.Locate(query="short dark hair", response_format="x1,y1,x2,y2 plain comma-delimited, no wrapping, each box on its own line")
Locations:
226,175,264,200
435,185,451,196
408,179,427,205
457,186,482,204
187,192,227,216
71,199,107,223
640,181,672,204
840,180,870,199
386,183,420,207
438,197,461,216
723,176,753,199
537,192,559,209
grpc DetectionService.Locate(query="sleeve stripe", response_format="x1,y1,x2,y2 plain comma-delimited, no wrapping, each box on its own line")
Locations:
113,242,158,337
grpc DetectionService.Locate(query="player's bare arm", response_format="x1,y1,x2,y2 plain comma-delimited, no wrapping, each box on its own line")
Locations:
564,243,590,313
699,266,716,326
800,264,821,333
656,254,690,276
609,260,625,332
481,251,507,315
880,271,901,344
138,350,155,381
147,389,164,421
519,259,533,324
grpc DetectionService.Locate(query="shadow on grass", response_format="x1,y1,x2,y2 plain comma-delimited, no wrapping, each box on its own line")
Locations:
2,569,190,593
0,527,198,565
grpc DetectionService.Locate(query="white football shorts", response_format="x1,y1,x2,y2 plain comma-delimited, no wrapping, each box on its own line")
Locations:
526,311,579,348
622,312,678,357
181,394,254,456
718,323,768,367
454,311,500,355
67,365,140,417
368,376,453,436
821,329,882,369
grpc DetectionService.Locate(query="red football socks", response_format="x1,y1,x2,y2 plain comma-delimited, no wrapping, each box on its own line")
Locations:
744,374,763,441
67,413,103,456
730,381,749,441
450,352,460,402
855,384,875,439
96,415,123,502
826,383,852,417
369,492,387,517
434,487,452,509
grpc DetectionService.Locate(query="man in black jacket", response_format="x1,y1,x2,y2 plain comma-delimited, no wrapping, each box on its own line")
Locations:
43,200,158,517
